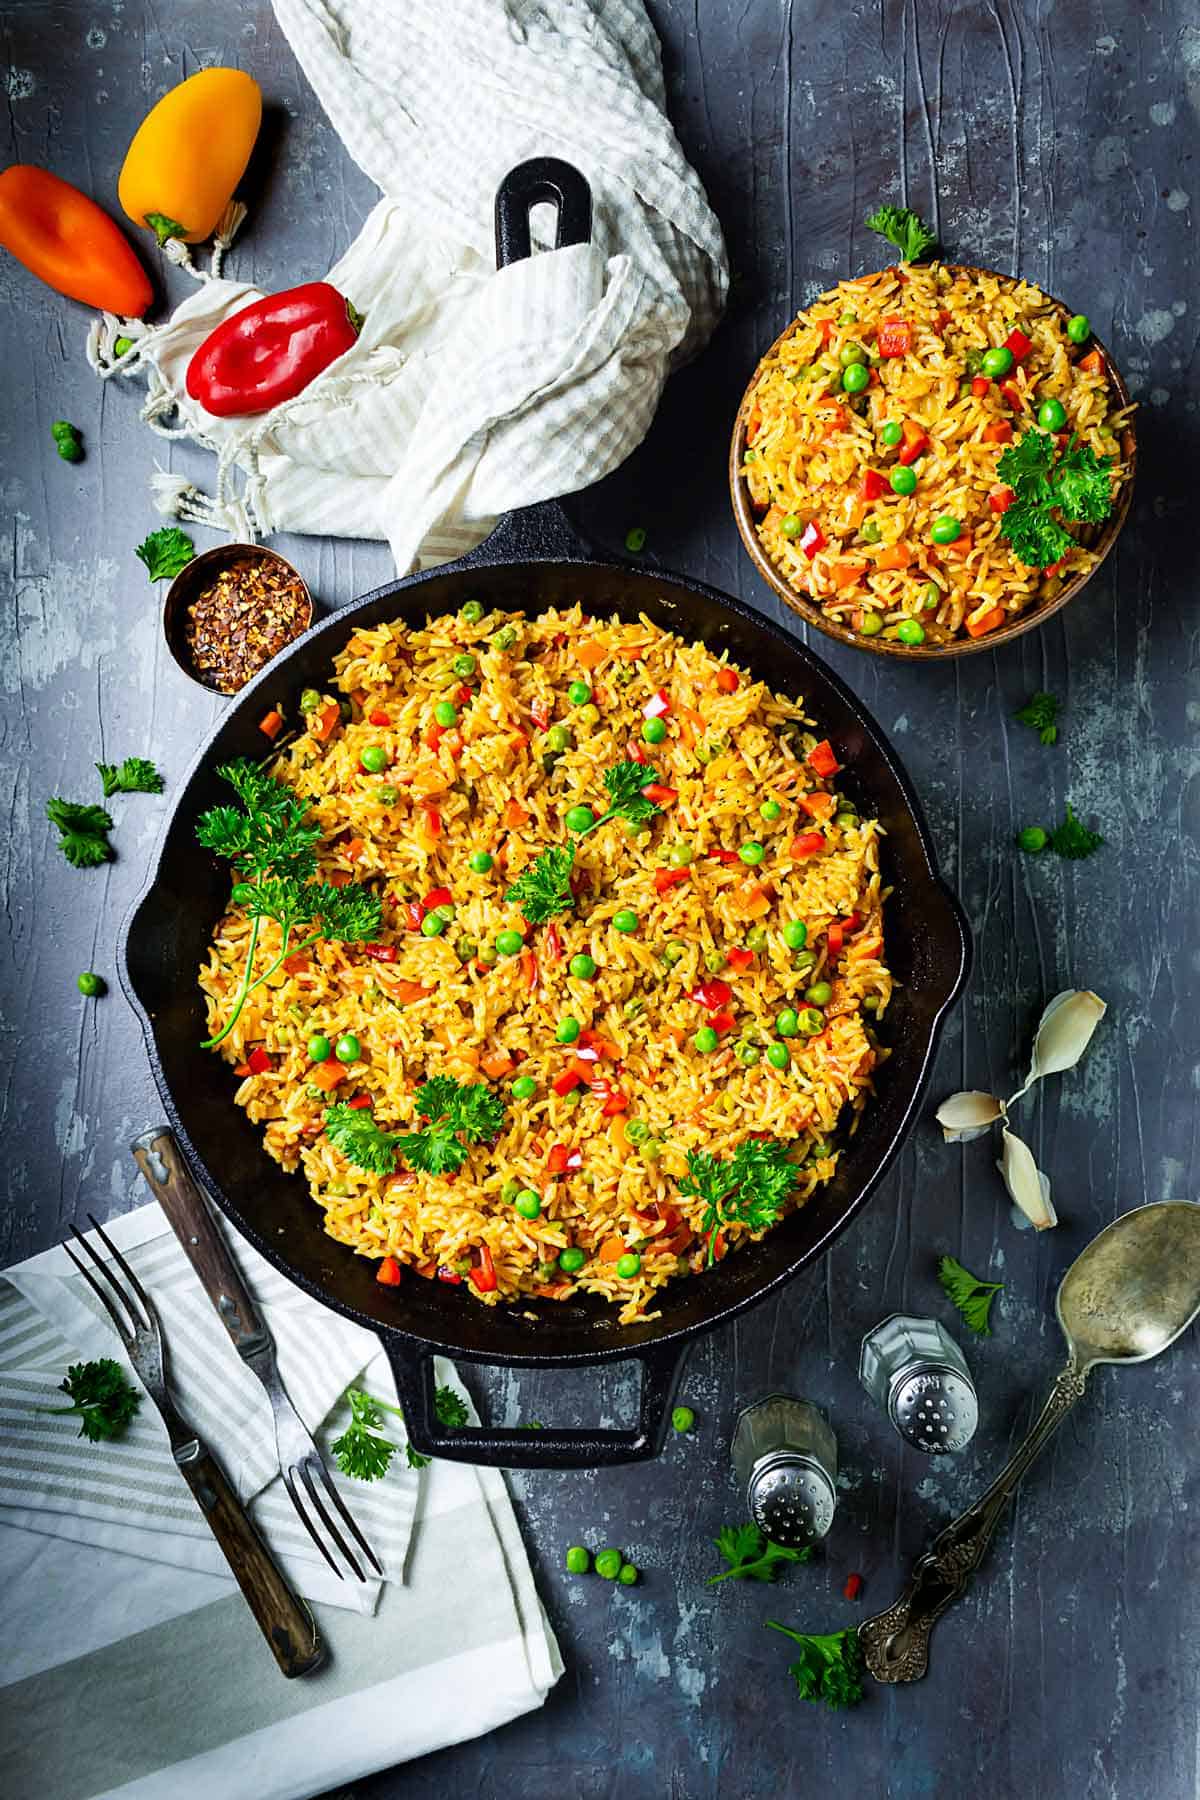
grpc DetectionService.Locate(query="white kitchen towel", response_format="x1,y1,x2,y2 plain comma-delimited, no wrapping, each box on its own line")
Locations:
0,1202,425,1615
94,0,727,573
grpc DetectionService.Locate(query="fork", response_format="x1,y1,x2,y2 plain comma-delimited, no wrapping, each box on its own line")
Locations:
63,1213,323,1678
131,1127,382,1585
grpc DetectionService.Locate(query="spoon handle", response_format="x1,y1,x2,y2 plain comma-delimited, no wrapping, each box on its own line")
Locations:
860,1363,1088,1683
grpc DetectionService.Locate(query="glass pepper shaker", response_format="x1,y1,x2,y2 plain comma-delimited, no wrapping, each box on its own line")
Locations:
731,1393,838,1546
859,1313,979,1454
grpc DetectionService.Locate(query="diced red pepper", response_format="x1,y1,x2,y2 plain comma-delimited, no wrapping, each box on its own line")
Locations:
246,1046,273,1075
579,1029,619,1060
983,420,1013,445
709,1008,736,1036
715,667,740,693
827,920,846,956
628,739,649,765
725,946,756,971
375,1255,402,1286
520,948,538,990
654,867,690,894
552,1068,583,1097
406,900,427,932
599,1088,630,1117
363,942,398,963
454,684,473,706
858,469,887,502
807,738,840,778
1004,327,1033,362
345,1093,373,1111
424,886,453,911
876,316,912,358
691,978,733,1011
423,806,443,838
423,723,444,752
843,1572,863,1601
544,923,562,962
999,380,1023,412
547,1143,582,1175
790,830,826,859
989,486,1016,514
436,1265,463,1285
707,848,741,866
1043,555,1070,577
368,708,391,727
643,688,672,719
799,521,827,560
642,783,677,806
469,1245,498,1293
971,375,991,397
898,420,929,466
1078,348,1104,375
282,952,311,974
530,702,551,732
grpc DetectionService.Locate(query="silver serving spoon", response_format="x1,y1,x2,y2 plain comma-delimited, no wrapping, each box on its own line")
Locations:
861,1201,1200,1682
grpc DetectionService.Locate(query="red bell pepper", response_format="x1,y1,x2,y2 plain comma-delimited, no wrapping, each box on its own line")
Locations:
790,830,826,859
547,1144,582,1175
186,281,363,417
898,421,929,465
423,886,453,911
691,978,733,1011
858,469,887,502
642,783,677,806
436,1265,463,1285
552,1067,583,1097
799,521,826,560
1004,327,1033,362
999,380,1023,412
807,739,841,778
246,1045,273,1075
989,486,1015,514
628,739,649,765
423,806,443,838
725,946,756,971
643,688,672,719
469,1245,497,1293
876,317,912,358
971,375,991,397
368,708,391,727
375,1256,402,1286
709,1008,736,1036
707,848,741,866
363,942,398,962
716,668,740,693
406,900,427,932
530,701,551,732
345,1093,373,1111
654,867,690,894
544,922,563,962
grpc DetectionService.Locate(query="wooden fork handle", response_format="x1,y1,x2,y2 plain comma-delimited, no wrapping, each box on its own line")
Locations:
178,1446,324,1678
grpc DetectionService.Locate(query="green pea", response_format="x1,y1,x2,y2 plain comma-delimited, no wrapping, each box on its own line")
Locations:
568,680,591,705
453,652,477,677
557,1016,581,1044
662,941,685,966
859,611,884,637
76,971,105,998
809,1140,833,1161
477,943,499,967
625,527,647,554
112,335,135,358
496,929,524,956
743,448,758,463
739,841,765,866
835,811,858,829
565,1545,590,1574
335,1033,360,1064
881,420,904,446
767,1041,790,1069
578,702,601,727
641,1138,663,1163
360,744,388,773
661,843,693,874
672,1405,695,1433
890,465,917,496
694,1026,719,1053
308,1033,331,1063
299,688,321,714
501,1179,521,1203
544,724,569,753
565,804,595,833
461,600,485,623
613,910,639,934
863,993,881,1012
759,799,782,821
923,583,941,611
1017,825,1048,853
930,515,961,545
512,1075,537,1101
776,1008,800,1038
569,953,597,980
558,1246,586,1274
981,345,1014,378
616,1253,642,1279
515,1188,541,1219
805,981,833,1006
746,924,768,952
896,618,926,646
563,1087,582,1109
1067,313,1091,344
626,1120,650,1144
642,716,668,745
436,700,459,728
625,817,651,839
453,935,478,965
374,785,398,805
421,910,446,937
469,849,494,873
737,1043,761,1066
618,1562,639,1586
793,950,817,975
705,949,726,973
783,920,808,949
780,515,803,538
838,309,858,325
859,518,883,545
492,625,517,651
798,1007,825,1034
1038,398,1067,431
595,1548,623,1580
839,342,867,366
842,361,870,394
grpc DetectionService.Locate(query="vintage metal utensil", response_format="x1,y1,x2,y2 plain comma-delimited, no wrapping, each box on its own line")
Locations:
861,1201,1200,1682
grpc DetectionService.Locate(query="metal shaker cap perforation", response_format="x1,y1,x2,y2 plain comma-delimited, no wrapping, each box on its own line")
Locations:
889,1366,978,1454
731,1394,839,1546
749,1452,838,1546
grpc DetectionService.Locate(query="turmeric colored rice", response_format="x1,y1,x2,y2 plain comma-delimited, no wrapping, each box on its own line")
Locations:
741,263,1134,644
199,604,892,1323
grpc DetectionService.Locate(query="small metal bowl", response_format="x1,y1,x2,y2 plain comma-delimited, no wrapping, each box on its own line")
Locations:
163,543,314,694
729,267,1137,661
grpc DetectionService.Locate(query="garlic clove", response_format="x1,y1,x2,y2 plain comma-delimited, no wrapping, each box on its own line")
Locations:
997,1127,1058,1230
935,1089,1005,1143
1009,989,1106,1104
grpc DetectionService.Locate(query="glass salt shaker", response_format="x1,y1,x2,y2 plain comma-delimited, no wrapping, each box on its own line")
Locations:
731,1394,838,1546
859,1313,979,1454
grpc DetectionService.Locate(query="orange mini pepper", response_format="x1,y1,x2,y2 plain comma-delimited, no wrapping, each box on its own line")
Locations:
0,165,152,315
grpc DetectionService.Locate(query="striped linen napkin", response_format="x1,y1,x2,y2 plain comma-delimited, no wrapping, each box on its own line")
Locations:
0,1204,562,1798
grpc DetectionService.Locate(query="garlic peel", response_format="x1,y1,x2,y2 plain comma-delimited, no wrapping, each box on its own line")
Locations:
1009,989,1106,1104
935,1090,1005,1142
997,1127,1058,1230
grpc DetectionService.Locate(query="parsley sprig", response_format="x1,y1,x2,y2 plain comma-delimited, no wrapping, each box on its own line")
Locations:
46,799,114,869
678,1140,800,1265
395,1075,506,1176
580,761,664,835
1013,692,1060,746
332,1384,469,1478
1016,802,1104,861
136,526,195,582
196,759,381,1047
325,1103,403,1176
765,1622,864,1710
504,843,575,923
96,756,165,797
937,1254,1004,1336
708,1522,813,1585
997,429,1114,568
865,203,938,264
40,1359,140,1442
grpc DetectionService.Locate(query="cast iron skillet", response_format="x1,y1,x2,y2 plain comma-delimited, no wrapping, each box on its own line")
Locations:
120,160,971,1467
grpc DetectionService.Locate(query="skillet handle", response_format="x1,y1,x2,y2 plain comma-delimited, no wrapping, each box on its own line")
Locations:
494,156,592,268
385,1339,689,1469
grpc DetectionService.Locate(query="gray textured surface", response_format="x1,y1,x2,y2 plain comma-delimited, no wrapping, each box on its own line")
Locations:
1,3,1198,1796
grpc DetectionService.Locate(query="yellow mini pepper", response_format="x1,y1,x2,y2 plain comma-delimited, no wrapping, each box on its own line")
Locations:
119,68,262,246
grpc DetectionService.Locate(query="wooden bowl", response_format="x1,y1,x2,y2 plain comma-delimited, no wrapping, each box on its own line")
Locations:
729,268,1137,660
163,543,314,694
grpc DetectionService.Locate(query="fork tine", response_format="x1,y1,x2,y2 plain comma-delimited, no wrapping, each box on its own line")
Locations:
62,1236,136,1347
86,1212,155,1332
309,1457,383,1577
297,1460,365,1582
281,1466,344,1582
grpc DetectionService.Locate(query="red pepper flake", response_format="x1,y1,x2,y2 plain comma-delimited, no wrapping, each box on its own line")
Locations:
627,739,650,765
183,554,311,695
843,1572,863,1601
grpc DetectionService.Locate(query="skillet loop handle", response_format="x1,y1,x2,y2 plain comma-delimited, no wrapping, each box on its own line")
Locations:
386,1340,689,1469
494,156,593,268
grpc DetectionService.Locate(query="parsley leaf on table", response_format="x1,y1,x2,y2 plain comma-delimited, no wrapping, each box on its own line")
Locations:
135,526,195,582
865,203,939,264
40,1358,140,1442
765,1622,865,1710
96,756,165,798
396,1074,506,1176
1015,803,1104,860
937,1254,1004,1336
332,1384,469,1480
324,1103,403,1176
46,798,115,869
504,843,575,923
1013,692,1060,746
997,429,1115,568
677,1139,800,1266
708,1522,813,1585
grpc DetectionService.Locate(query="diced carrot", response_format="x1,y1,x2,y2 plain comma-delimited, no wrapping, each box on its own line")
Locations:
481,1051,515,1079
971,375,991,398
599,1235,627,1263
729,881,772,919
983,420,1013,445
614,643,648,661
327,868,352,887
799,791,836,821
1079,348,1104,375
504,799,529,830
368,708,390,727
746,404,762,443
716,667,740,693
520,948,538,989
282,952,311,974
830,560,867,590
259,709,284,740
532,1283,574,1299
946,530,975,557
875,542,914,571
313,701,340,742
576,640,608,670
345,837,364,862
966,604,1006,639
309,1060,347,1091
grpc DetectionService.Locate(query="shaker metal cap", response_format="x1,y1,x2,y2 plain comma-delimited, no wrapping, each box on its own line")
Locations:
748,1450,837,1546
889,1364,979,1454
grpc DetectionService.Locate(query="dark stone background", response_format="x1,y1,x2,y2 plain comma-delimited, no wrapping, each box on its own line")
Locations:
1,3,1196,1795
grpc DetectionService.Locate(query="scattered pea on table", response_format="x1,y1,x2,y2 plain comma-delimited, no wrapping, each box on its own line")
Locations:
594,1549,624,1580
565,1545,590,1574
672,1405,695,1433
76,971,105,997
618,1563,640,1586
